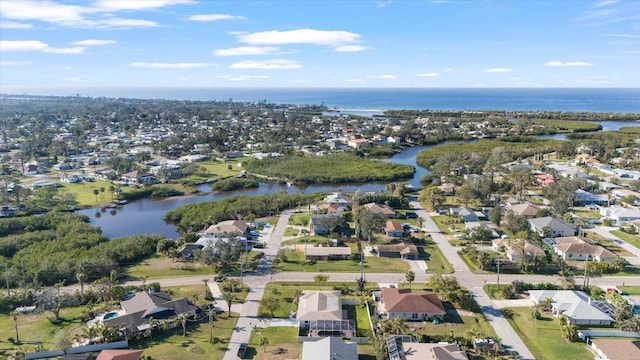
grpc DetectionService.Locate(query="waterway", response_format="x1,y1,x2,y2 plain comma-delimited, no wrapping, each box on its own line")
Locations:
78,144,434,239
78,120,638,240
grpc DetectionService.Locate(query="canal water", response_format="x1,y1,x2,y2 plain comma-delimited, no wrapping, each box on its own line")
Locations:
78,120,638,239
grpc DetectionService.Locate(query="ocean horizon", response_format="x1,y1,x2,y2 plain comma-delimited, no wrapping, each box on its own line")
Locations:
2,87,639,113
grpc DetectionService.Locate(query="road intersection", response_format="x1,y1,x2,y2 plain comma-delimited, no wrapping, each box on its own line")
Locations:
98,206,640,360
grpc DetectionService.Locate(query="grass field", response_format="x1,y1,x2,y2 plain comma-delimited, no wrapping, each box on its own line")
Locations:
246,326,301,360
133,312,238,360
611,230,640,250
274,249,409,273
573,210,602,219
257,282,376,319
620,285,640,295
344,304,373,337
0,306,88,355
423,240,455,274
125,255,215,280
502,307,591,360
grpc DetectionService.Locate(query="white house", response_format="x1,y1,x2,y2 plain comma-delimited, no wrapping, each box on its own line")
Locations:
529,290,613,325
600,205,640,225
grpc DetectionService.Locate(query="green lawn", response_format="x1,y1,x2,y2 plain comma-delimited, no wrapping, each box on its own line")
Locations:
430,215,464,234
247,326,301,360
343,304,373,337
611,230,640,251
0,306,88,355
258,282,376,318
502,307,591,360
274,250,408,273
573,210,602,219
133,312,238,360
620,285,640,296
125,254,215,280
415,312,497,340
586,232,632,256
423,240,454,274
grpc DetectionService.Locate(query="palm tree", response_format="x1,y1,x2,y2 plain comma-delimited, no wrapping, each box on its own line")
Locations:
405,270,415,290
76,271,87,304
259,335,269,352
92,189,99,203
99,186,105,200
222,291,236,317
83,326,97,345
12,312,19,343
561,324,578,342
313,274,328,290
178,314,188,336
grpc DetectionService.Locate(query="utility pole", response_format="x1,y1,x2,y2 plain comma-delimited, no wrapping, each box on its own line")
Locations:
496,258,501,288
5,264,9,296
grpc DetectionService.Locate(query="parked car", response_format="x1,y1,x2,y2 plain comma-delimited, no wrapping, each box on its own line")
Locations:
405,211,418,219
213,275,227,282
253,243,265,249
237,343,248,358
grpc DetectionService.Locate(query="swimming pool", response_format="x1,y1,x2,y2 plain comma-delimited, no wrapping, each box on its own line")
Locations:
103,312,119,320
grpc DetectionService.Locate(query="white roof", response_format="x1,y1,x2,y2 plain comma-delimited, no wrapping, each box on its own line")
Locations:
301,337,358,360
529,290,613,322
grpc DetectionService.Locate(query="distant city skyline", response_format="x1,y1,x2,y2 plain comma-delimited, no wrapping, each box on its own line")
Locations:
1,0,639,90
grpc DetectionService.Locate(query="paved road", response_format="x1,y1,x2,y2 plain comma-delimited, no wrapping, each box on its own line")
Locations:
59,208,640,360
411,201,536,360
222,210,292,360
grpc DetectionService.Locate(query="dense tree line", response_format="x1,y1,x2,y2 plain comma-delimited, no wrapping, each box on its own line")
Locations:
0,211,163,287
164,192,321,234
244,153,414,184
211,177,259,191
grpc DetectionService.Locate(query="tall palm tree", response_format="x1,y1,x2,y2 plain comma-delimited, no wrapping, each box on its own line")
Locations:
222,291,235,317
12,312,19,343
405,270,415,290
76,271,87,304
177,314,188,337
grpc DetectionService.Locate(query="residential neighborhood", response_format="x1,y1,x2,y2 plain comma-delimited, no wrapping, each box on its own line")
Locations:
2,96,640,360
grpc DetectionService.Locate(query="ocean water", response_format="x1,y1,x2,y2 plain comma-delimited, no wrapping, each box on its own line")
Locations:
3,87,640,113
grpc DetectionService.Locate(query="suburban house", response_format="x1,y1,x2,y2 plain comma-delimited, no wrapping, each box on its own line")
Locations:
492,238,545,262
103,290,198,334
611,188,640,205
304,246,352,261
96,350,145,360
301,337,358,360
449,207,485,222
465,222,499,239
120,170,154,185
600,205,640,225
528,216,577,238
386,335,468,360
547,236,617,262
309,214,343,236
363,202,396,218
529,290,614,325
590,339,640,360
385,220,406,238
574,189,609,206
376,242,419,260
324,192,350,210
508,203,539,217
377,288,446,321
175,244,204,261
203,220,249,238
296,291,354,338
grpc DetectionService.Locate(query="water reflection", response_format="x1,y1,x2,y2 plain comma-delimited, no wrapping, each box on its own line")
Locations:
78,120,638,239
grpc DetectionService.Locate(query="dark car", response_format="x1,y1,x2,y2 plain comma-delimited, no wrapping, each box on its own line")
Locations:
405,211,418,219
237,343,248,358
213,275,227,282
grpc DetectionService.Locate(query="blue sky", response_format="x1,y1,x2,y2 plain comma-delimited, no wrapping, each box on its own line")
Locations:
1,0,639,89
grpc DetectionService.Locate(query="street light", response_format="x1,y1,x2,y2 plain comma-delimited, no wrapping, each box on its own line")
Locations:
496,258,501,287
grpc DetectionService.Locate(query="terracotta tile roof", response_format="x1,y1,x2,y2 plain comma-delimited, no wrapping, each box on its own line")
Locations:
377,242,418,255
591,339,640,360
381,288,445,315
96,350,144,360
386,220,404,232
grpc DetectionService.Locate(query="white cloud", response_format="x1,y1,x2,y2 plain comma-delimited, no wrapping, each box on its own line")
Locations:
72,39,116,46
442,68,454,73
417,73,438,77
334,45,370,52
544,61,593,67
483,68,512,73
0,60,32,66
367,74,397,79
95,0,196,11
0,0,179,29
186,14,245,22
237,28,361,47
346,78,364,82
0,21,34,29
214,46,278,56
130,62,214,69
0,40,85,54
229,75,269,81
230,59,302,70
